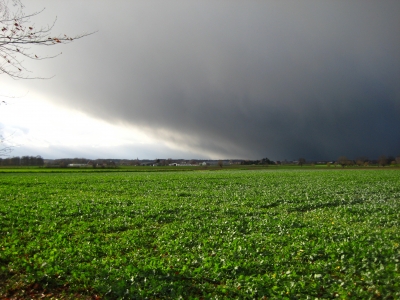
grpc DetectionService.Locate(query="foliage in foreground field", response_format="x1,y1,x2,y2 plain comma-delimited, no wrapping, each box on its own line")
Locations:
0,170,399,299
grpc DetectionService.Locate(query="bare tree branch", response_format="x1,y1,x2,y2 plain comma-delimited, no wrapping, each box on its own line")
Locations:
0,131,17,156
1,0,95,155
0,0,96,79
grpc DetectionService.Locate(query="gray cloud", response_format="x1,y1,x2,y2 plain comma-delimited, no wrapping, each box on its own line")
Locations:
21,1,400,160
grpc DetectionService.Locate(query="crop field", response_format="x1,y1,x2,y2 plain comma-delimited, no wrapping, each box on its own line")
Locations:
0,169,399,299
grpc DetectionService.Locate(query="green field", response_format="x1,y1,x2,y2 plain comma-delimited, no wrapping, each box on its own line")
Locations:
1,169,399,299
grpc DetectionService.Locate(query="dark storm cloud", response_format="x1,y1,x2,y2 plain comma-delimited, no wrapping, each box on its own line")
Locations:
25,1,400,159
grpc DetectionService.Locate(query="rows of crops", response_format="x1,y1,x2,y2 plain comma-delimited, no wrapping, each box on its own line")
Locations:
1,169,399,299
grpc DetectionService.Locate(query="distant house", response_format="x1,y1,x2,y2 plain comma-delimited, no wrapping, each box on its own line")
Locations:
67,163,88,167
168,163,194,166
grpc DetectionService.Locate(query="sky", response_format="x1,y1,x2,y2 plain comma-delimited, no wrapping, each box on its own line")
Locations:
1,1,399,161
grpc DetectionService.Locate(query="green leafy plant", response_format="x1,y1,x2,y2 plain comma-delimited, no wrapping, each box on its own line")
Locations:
0,170,399,298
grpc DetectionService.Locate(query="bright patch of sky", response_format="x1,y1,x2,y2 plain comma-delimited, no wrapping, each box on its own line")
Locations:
0,84,191,159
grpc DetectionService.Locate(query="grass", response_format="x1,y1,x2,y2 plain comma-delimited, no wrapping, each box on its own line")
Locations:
0,169,399,299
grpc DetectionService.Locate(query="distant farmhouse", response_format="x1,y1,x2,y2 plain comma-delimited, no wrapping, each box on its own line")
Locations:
67,163,88,167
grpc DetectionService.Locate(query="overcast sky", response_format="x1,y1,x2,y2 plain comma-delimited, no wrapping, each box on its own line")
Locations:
1,1,399,160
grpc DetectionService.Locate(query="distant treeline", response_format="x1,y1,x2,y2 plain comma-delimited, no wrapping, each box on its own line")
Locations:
0,156,44,166
240,155,400,167
50,158,116,168
241,157,275,165
334,155,400,167
2,155,399,168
